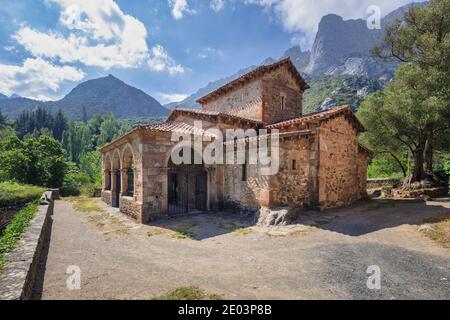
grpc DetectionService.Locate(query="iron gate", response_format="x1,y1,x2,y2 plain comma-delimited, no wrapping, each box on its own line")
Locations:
168,169,207,216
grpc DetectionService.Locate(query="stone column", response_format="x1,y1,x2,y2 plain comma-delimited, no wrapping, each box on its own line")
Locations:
120,168,128,198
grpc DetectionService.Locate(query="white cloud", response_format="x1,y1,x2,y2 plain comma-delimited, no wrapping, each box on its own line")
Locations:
13,0,185,74
198,47,224,59
148,45,186,75
211,0,225,12
156,92,189,104
168,0,196,20
0,58,85,99
244,0,419,46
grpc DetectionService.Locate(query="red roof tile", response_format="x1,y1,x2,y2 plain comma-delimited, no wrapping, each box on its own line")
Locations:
168,108,264,125
266,105,366,132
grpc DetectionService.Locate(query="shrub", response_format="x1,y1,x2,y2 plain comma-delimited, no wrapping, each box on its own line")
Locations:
0,182,44,207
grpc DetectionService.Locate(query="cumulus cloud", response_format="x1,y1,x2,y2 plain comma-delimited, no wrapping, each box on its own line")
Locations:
210,0,225,12
14,0,185,73
244,0,419,46
0,58,85,99
156,92,189,104
168,0,196,20
148,45,186,75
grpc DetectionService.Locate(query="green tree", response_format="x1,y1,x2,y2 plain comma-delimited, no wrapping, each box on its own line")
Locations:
79,151,102,185
363,0,450,185
0,134,67,187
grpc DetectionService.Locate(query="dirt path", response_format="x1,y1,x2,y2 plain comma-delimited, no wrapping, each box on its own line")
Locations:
33,198,450,300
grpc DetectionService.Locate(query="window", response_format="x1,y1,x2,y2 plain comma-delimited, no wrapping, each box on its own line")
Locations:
292,160,297,170
127,168,134,196
281,93,286,110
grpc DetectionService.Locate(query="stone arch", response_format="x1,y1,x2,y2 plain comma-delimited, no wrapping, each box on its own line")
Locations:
122,144,135,197
165,142,209,215
103,153,112,190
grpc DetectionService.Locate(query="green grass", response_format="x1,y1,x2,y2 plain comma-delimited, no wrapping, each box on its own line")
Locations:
172,223,199,239
0,201,40,271
0,182,44,207
153,286,223,300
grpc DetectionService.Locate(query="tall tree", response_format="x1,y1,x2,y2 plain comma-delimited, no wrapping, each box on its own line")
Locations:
364,0,450,184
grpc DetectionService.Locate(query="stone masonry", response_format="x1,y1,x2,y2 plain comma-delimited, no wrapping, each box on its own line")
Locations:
99,58,370,223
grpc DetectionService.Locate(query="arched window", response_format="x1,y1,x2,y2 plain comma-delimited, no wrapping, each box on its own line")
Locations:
127,168,134,196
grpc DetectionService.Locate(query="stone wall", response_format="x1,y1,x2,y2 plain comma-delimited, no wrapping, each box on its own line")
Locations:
357,150,369,199
318,115,360,208
203,80,263,121
223,163,268,211
270,135,318,207
0,190,55,300
262,64,303,123
101,190,112,206
119,196,140,220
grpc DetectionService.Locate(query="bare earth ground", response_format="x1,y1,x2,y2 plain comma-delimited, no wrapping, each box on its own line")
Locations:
32,198,450,300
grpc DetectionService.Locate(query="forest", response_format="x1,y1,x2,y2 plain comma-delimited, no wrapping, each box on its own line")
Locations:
0,107,163,196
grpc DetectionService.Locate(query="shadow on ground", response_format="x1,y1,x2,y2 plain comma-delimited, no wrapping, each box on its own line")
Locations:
145,198,450,240
301,198,450,237
146,212,255,240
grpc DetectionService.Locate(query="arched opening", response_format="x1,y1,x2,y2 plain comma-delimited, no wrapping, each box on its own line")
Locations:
112,150,121,208
167,147,208,216
104,154,112,191
122,145,135,197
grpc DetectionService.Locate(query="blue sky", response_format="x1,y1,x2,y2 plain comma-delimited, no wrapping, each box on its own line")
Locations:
0,0,421,104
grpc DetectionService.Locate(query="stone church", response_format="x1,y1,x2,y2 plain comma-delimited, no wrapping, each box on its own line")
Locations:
100,58,370,223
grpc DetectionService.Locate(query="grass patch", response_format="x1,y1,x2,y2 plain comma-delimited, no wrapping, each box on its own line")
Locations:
0,201,39,271
172,223,199,239
66,196,104,213
0,182,44,207
153,286,223,300
313,220,329,227
421,213,450,249
233,227,253,236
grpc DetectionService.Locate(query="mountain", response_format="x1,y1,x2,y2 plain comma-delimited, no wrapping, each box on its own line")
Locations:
165,3,419,112
0,97,44,119
0,75,170,120
0,93,8,100
304,3,419,78
165,64,257,110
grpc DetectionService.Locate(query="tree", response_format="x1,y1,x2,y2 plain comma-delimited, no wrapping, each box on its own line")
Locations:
0,134,67,187
0,110,7,129
364,0,450,185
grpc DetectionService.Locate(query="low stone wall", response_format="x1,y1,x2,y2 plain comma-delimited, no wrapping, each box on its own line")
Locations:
101,190,112,206
119,196,139,220
0,190,56,300
367,178,400,189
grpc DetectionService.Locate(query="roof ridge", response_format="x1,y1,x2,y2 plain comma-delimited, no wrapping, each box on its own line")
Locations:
196,58,309,105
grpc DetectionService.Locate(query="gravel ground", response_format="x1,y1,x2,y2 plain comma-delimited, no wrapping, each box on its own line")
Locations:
32,198,450,300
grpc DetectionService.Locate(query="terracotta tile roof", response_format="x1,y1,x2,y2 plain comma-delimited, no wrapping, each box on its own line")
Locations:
99,121,217,152
196,58,310,105
140,121,218,138
168,108,264,125
266,105,366,132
